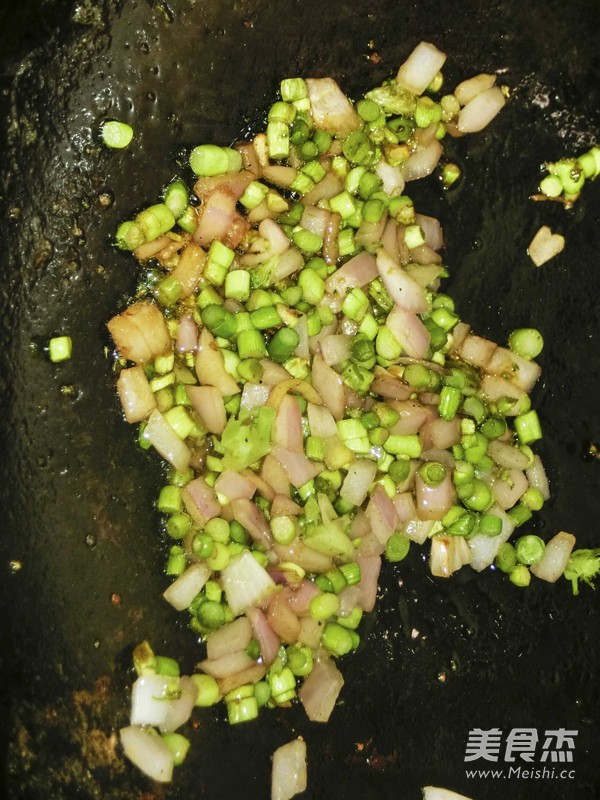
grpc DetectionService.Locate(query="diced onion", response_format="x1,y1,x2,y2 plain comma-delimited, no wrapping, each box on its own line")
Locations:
163,562,212,611
396,41,447,95
531,531,576,583
271,738,308,800
298,657,344,722
120,726,174,783
221,551,277,615
131,674,176,726
457,86,506,133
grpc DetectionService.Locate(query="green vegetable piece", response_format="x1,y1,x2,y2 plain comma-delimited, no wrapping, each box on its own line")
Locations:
101,120,134,149
515,534,546,566
564,549,600,595
385,532,411,563
49,336,72,363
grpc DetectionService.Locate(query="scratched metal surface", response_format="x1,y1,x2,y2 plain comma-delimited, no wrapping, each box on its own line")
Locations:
0,1,599,798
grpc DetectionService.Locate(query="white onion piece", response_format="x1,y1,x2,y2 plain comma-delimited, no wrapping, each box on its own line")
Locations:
300,204,331,238
117,366,157,423
374,160,405,197
403,518,437,544
430,534,472,577
489,468,528,510
240,381,271,411
298,616,326,649
386,306,431,358
221,550,277,616
306,77,362,135
175,315,199,355
457,333,496,369
393,491,417,523
186,385,227,434
272,247,305,283
273,539,333,574
451,321,470,351
160,676,199,733
271,738,308,800
467,505,514,571
479,375,528,416
298,657,344,722
320,334,352,366
366,485,398,545
370,367,412,400
303,170,344,205
214,469,256,501
389,399,432,435
134,235,171,261
183,476,221,525
294,314,310,360
408,243,443,265
196,326,240,396
198,649,255,679
170,243,207,298
262,454,292,497
311,353,345,419
274,394,304,453
340,459,378,507
402,139,443,181
268,591,301,644
120,726,174,784
194,170,254,200
414,213,444,251
356,554,381,612
271,494,303,517
458,86,506,133
231,498,273,548
219,663,267,697
306,402,338,438
531,531,576,583
526,455,550,501
145,410,191,472
486,347,541,393
396,41,447,95
261,360,298,387
273,445,320,489
337,585,363,617
261,164,297,188
423,787,474,800
415,472,455,520
381,218,400,261
240,469,276,502
487,440,531,471
207,616,253,660
425,417,461,450
455,73,496,105
163,562,211,611
193,187,237,247
376,249,429,312
108,300,171,365
287,579,322,616
259,218,291,254
131,674,177,726
247,606,281,665
355,215,388,251
528,224,565,267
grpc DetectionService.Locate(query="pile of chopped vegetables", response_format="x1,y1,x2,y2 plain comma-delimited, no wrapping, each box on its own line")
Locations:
106,41,598,793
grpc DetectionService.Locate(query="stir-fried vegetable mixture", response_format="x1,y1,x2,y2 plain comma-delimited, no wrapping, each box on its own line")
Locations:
108,42,592,788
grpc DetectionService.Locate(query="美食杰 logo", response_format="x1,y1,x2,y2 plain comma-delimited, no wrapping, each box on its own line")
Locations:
463,728,577,781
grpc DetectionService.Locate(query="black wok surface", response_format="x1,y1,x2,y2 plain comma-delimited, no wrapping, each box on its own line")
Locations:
1,1,599,798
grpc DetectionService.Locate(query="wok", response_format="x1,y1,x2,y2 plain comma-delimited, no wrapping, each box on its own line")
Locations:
1,1,599,798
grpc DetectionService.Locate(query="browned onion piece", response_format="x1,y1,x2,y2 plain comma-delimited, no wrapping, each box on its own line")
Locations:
117,365,157,423
108,300,171,365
